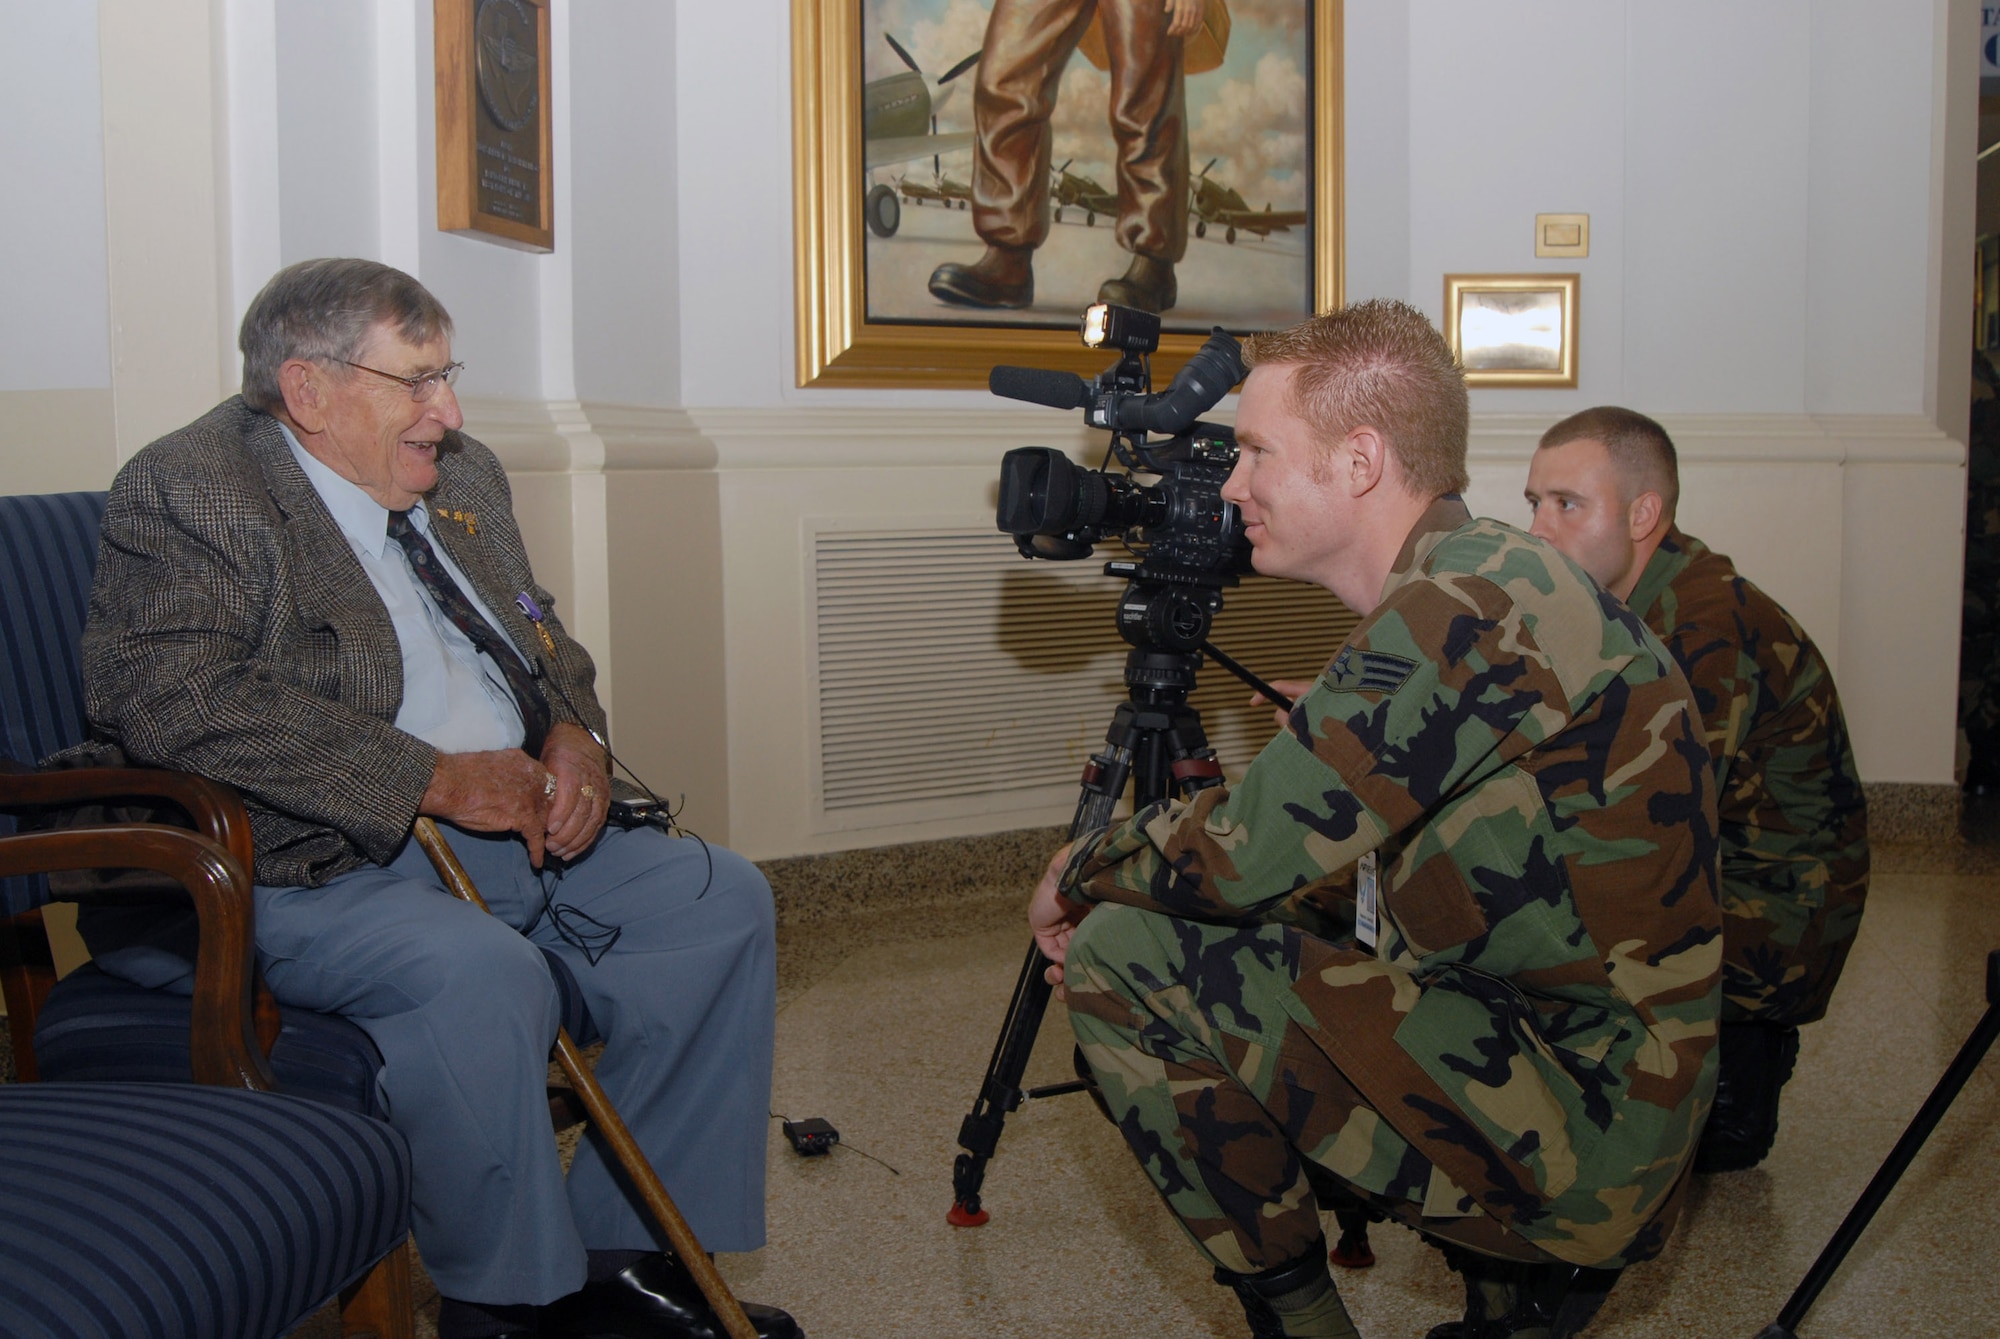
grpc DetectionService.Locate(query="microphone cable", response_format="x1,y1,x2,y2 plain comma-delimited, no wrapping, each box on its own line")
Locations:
514,593,716,909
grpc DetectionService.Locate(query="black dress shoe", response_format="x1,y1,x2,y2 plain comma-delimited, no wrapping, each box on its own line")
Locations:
437,1295,540,1337
1097,253,1177,313
928,246,1034,309
540,1252,802,1339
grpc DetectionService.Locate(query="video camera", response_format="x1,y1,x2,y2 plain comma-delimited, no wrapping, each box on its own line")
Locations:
991,304,1250,591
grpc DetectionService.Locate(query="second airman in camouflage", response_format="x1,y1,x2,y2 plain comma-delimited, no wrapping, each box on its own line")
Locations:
1030,305,1720,1339
1526,406,1868,1173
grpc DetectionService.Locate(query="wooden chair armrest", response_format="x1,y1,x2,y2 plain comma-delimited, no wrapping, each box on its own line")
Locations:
0,823,275,1091
0,762,254,874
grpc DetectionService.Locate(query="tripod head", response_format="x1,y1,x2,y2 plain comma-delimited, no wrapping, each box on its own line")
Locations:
1104,559,1231,645
1099,558,1292,712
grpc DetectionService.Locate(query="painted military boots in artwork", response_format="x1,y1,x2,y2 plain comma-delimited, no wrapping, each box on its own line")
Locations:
928,244,1034,309
1097,252,1177,313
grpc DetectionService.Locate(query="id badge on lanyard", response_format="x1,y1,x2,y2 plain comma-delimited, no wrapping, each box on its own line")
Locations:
1356,850,1380,951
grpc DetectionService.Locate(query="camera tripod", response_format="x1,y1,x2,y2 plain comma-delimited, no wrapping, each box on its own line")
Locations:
947,567,1293,1227
1754,947,2000,1337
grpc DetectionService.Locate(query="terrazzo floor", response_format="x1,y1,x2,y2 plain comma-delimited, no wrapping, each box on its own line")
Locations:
314,838,2000,1336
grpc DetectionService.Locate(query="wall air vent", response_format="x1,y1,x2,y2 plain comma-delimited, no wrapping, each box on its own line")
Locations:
808,522,1360,833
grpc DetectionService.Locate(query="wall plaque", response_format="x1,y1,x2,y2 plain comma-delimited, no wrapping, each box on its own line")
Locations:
436,0,553,252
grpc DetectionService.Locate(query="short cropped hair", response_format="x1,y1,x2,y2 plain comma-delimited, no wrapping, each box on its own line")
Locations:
1240,299,1470,497
238,259,453,413
1538,406,1680,516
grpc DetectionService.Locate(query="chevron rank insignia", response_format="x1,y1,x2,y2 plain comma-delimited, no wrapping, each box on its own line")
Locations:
1323,646,1419,695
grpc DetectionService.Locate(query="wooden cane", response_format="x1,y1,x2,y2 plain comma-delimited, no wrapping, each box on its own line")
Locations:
412,818,759,1339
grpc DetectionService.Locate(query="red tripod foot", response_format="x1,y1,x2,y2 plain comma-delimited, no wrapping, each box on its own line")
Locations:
1329,1235,1376,1269
947,1201,990,1227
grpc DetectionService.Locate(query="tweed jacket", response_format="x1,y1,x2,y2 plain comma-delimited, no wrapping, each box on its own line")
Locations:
77,396,607,889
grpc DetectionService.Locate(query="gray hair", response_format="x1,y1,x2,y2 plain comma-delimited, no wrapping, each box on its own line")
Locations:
238,258,453,412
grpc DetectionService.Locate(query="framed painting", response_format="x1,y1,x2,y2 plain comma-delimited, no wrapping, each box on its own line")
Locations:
1444,274,1579,389
793,0,1343,388
436,0,555,252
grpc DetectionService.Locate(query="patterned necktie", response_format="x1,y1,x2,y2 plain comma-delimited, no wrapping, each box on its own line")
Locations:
386,509,551,756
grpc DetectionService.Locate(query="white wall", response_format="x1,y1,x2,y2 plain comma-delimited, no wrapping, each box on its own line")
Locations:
0,0,1977,858
0,0,115,492
1808,0,1938,418
1,2,110,394
570,0,680,408
275,0,380,265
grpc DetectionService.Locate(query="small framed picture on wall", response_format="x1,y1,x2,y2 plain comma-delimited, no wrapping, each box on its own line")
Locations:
1444,274,1578,388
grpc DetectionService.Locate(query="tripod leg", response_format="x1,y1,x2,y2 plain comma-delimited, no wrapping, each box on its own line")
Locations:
947,703,1156,1226
1330,1208,1377,1269
1302,1161,1379,1269
949,943,1057,1225
1760,949,2000,1338
946,653,1231,1226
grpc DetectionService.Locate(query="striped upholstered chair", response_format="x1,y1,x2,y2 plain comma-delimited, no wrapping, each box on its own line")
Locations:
0,491,414,1338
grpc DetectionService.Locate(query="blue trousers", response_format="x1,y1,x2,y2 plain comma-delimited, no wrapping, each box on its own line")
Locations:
95,822,775,1305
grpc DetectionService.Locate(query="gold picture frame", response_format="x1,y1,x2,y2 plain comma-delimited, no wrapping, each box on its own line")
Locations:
435,0,554,253
1444,273,1579,388
793,0,1344,389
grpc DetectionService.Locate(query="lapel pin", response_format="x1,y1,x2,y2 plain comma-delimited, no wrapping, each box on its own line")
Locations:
516,592,558,653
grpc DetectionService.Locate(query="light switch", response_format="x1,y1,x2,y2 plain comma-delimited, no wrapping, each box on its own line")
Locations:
1536,213,1589,258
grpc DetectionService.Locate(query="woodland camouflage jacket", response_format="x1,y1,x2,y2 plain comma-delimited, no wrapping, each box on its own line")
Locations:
1062,497,1723,1266
1627,528,1869,1026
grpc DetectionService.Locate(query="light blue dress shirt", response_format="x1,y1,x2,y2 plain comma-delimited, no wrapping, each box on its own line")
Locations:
282,425,528,754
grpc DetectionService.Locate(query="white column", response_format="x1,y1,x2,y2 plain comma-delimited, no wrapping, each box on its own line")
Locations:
540,2,614,722
378,0,423,274
1926,0,1979,446
220,0,281,365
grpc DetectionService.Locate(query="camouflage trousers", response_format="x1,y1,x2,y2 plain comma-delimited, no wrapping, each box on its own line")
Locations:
1064,903,1566,1276
1716,870,1866,1028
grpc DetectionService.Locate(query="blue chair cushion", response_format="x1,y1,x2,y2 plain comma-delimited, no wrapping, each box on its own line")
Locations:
36,964,392,1119
0,491,107,919
36,952,595,1118
0,1081,409,1339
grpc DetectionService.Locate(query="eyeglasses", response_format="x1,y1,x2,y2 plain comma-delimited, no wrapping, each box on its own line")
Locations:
341,359,464,402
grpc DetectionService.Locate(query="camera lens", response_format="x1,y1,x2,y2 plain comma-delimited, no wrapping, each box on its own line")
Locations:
998,447,1119,536
1095,474,1167,534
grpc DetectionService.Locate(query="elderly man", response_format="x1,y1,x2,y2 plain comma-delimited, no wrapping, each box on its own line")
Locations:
1525,405,1870,1173
1030,302,1720,1339
72,259,797,1339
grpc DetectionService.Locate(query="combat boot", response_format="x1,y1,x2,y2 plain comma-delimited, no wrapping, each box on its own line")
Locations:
1214,1248,1359,1339
1425,1247,1620,1339
1097,253,1177,313
1695,1020,1800,1172
929,245,1034,309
